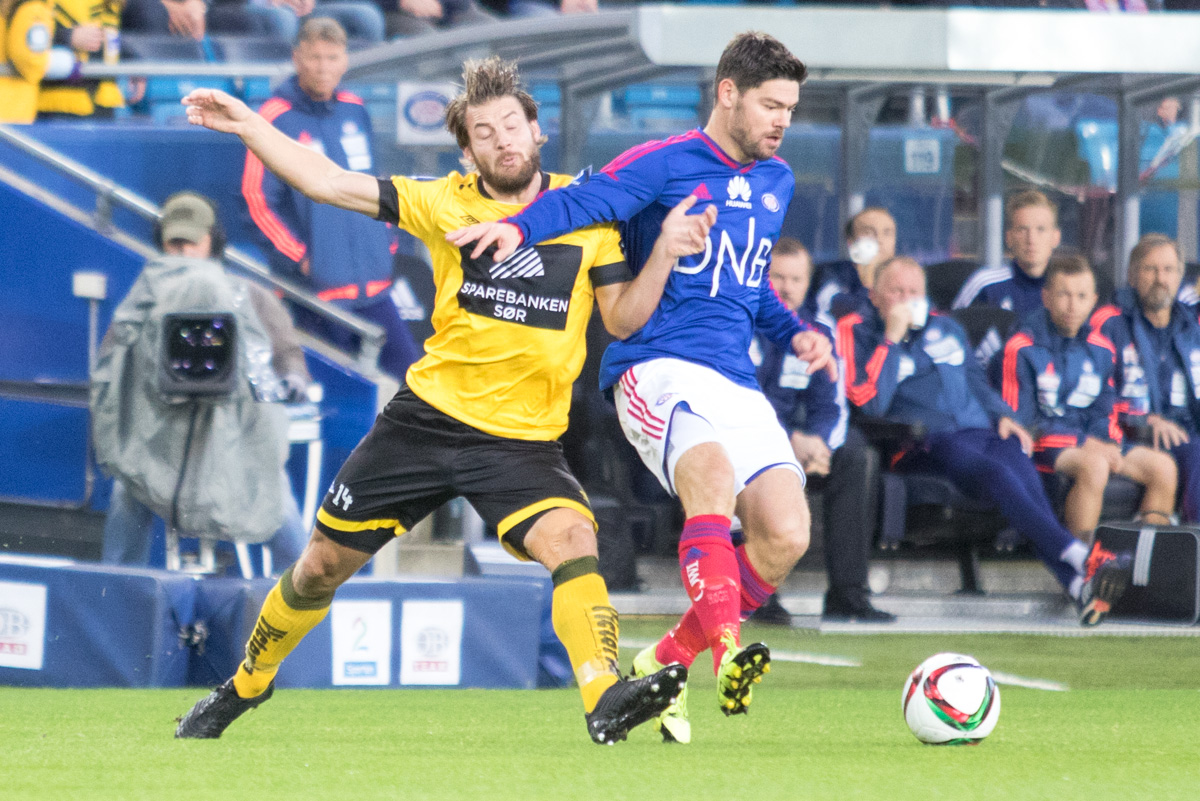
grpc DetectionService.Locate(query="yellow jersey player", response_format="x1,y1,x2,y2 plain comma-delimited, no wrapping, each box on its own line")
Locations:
0,0,54,122
174,57,716,744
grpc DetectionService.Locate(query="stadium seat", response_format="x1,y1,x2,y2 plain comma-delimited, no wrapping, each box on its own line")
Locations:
619,83,700,130
121,33,210,62
925,258,980,311
216,34,293,63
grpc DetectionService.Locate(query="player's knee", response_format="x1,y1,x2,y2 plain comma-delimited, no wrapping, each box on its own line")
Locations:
1074,459,1110,491
762,509,810,565
292,538,352,597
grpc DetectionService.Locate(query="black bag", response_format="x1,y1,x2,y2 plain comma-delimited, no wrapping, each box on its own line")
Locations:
1093,524,1200,625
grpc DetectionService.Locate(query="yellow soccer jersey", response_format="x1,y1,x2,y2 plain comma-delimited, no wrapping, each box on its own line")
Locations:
377,170,630,441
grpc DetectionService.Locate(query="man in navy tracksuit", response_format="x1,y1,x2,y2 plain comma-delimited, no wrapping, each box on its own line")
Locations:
839,255,1132,626
804,206,896,330
1000,254,1176,538
952,189,1061,314
1091,233,1200,522
756,237,893,622
243,18,420,379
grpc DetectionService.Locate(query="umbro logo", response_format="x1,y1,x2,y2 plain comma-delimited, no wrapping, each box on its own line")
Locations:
490,247,545,279
725,175,752,209
461,215,479,224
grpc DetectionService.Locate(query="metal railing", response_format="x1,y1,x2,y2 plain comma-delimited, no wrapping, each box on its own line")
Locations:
0,123,386,370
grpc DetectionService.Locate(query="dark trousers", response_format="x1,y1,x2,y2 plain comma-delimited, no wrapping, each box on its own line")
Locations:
1170,438,1200,522
294,293,422,382
896,428,1079,590
808,426,879,593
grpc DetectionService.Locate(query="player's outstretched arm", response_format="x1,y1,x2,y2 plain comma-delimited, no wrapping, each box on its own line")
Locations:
446,220,524,263
595,195,717,340
182,88,381,218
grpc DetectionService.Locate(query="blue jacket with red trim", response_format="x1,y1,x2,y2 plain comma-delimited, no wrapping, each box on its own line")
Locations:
499,128,808,391
754,317,847,450
1090,288,1200,434
999,307,1120,450
804,259,872,330
837,307,1013,433
244,76,393,307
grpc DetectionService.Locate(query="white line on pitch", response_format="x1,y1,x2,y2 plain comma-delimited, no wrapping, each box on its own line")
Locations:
620,638,861,668
990,671,1069,692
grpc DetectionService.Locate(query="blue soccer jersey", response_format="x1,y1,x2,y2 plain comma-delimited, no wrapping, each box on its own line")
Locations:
506,128,807,390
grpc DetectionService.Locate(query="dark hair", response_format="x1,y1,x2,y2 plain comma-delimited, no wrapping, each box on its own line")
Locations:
844,206,894,241
1043,253,1094,288
444,56,542,151
774,236,809,259
714,32,807,97
153,192,226,258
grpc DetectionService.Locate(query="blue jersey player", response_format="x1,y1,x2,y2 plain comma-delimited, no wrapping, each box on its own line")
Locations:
451,32,833,744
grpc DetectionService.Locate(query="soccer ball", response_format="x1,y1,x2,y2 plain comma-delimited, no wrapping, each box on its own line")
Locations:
902,652,1001,745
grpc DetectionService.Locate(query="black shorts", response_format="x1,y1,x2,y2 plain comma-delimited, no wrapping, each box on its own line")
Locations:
315,386,593,560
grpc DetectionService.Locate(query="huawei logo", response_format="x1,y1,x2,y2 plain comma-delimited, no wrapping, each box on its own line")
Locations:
727,175,751,201
725,175,752,209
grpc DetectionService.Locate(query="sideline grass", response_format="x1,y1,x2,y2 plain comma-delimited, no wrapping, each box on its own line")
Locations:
3,620,1198,801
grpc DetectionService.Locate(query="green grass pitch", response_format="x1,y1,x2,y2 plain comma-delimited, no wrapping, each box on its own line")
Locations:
3,617,1199,801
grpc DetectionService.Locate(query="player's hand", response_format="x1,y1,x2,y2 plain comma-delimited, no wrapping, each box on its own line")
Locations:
1083,436,1123,472
1147,413,1189,450
446,221,523,262
791,329,837,380
790,431,831,477
653,195,717,260
273,0,315,15
884,301,913,344
400,0,444,18
182,88,253,134
127,76,147,105
69,25,104,53
997,417,1033,456
560,0,598,12
163,0,207,40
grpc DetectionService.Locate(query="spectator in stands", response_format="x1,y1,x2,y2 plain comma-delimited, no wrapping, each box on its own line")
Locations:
1092,234,1200,522
39,0,146,118
953,189,1061,314
838,255,1133,626
95,191,311,571
121,0,207,40
1001,254,1176,537
1139,96,1189,236
476,0,595,18
376,0,493,38
806,206,897,329
0,0,55,123
245,17,419,380
755,237,894,623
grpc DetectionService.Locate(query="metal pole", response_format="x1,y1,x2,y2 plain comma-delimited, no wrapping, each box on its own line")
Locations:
979,89,1023,269
1114,90,1142,287
840,86,888,251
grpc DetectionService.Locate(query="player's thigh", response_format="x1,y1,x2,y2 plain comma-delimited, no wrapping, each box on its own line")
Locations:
614,358,801,495
1118,445,1178,486
1051,447,1108,485
736,466,810,551
454,437,594,565
314,388,463,556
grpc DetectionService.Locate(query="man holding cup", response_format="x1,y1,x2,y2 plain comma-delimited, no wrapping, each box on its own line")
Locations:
836,256,1133,626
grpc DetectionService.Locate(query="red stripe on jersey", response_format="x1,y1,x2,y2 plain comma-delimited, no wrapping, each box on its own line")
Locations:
601,130,704,179
336,91,364,105
1002,332,1034,411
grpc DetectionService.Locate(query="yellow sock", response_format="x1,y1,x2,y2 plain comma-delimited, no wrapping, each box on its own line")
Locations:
231,566,332,698
551,557,620,713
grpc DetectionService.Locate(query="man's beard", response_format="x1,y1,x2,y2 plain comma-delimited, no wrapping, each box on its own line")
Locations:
730,104,780,162
478,149,541,196
1142,284,1175,312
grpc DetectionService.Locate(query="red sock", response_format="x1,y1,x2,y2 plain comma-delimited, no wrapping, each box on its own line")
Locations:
677,514,740,672
660,543,778,672
736,544,777,621
655,614,706,668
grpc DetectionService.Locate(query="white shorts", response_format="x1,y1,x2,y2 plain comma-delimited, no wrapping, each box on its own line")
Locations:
613,357,804,497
